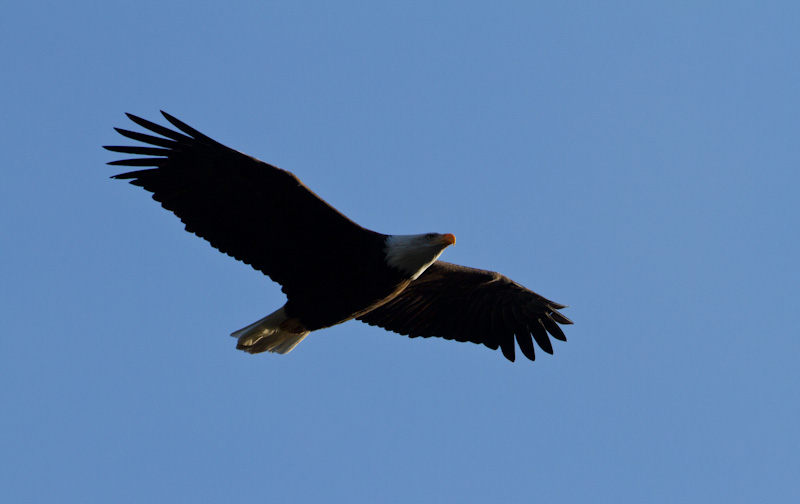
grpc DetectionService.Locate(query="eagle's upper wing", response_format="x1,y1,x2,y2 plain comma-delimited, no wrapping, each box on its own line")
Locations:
357,261,572,362
105,112,385,296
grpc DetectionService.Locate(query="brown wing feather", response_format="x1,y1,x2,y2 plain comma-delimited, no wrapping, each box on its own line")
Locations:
356,261,572,362
105,111,386,298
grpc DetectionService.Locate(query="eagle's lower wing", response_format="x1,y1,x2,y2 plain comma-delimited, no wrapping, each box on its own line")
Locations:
357,261,572,362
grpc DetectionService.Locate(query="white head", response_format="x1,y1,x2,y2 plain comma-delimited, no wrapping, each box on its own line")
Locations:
384,233,456,279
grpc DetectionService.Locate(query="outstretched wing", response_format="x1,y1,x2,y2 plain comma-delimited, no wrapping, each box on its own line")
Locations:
356,261,572,362
105,111,385,296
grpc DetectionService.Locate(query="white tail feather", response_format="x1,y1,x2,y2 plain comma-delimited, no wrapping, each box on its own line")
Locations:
230,307,310,355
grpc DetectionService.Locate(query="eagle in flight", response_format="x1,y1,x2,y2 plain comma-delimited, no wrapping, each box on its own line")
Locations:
105,112,572,362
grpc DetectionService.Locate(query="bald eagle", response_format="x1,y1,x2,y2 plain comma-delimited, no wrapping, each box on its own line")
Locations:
105,112,572,362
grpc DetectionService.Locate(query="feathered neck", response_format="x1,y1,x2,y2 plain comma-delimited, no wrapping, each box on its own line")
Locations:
384,234,449,280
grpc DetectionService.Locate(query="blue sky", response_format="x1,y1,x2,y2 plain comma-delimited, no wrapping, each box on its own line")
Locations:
2,1,798,502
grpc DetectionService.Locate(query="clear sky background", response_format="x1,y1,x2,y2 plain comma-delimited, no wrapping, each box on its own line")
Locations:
2,1,798,503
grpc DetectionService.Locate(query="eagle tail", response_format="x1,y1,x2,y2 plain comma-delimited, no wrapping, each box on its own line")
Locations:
230,306,310,355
